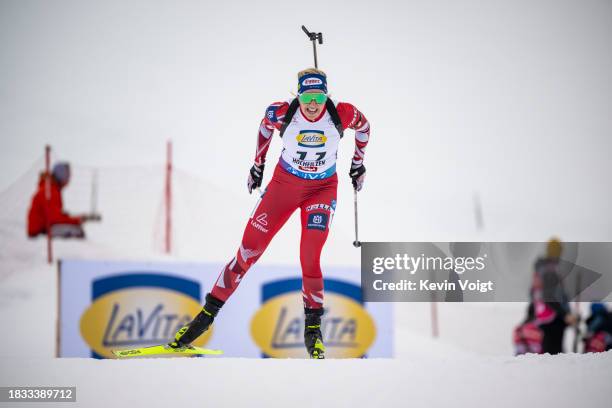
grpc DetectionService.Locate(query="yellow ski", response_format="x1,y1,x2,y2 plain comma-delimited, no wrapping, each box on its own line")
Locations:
112,344,223,358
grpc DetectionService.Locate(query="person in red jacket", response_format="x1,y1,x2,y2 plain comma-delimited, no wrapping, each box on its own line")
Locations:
27,162,98,238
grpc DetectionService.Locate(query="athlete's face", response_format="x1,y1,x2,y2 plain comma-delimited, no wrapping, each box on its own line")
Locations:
299,90,326,120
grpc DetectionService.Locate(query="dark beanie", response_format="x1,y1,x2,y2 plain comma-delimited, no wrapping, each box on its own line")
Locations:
52,162,71,185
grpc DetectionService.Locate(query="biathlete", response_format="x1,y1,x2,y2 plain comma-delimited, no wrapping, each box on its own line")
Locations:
170,68,371,358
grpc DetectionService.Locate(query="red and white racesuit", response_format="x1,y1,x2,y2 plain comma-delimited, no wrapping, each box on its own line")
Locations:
210,99,370,309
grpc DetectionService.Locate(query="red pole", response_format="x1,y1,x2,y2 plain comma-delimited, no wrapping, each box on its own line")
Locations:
165,140,172,254
431,301,439,338
429,269,439,338
45,145,53,264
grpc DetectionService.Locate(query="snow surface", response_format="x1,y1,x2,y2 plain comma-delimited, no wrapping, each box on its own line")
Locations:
2,349,611,408
2,0,612,406
1,172,611,407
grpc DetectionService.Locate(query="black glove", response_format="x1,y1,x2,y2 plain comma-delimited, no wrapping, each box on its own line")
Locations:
349,164,366,191
247,163,264,194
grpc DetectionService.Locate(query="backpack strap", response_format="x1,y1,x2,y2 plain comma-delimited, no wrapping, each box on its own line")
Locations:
325,99,344,138
279,98,300,138
279,97,345,138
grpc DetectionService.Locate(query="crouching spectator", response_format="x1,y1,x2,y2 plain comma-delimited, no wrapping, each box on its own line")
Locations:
27,162,100,239
583,303,612,353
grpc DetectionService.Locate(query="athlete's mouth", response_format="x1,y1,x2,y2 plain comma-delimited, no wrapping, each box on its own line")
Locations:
306,106,318,114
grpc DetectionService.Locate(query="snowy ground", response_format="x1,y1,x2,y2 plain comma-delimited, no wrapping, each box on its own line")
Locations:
2,348,611,408
2,1,612,403
1,184,611,407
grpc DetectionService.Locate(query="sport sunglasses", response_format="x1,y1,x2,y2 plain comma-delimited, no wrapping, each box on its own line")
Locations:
298,93,327,104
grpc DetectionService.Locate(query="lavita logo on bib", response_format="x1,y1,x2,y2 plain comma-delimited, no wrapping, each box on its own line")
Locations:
296,130,327,148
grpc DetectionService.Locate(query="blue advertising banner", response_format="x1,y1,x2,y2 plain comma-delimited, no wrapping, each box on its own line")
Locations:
58,259,393,358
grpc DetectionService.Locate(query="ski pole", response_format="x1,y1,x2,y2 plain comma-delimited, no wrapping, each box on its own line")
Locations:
302,25,323,68
249,187,264,220
90,169,98,215
353,189,361,248
572,270,582,352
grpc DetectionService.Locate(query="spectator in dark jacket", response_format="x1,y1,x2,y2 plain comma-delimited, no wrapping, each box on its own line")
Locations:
514,238,578,355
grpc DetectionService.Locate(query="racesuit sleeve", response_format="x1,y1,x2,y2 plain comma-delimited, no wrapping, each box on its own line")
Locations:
336,102,370,169
253,102,289,166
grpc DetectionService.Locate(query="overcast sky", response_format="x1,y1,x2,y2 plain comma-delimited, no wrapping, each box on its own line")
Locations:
1,0,611,241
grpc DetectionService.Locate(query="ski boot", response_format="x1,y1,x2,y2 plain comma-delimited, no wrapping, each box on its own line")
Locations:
169,293,224,348
304,307,325,359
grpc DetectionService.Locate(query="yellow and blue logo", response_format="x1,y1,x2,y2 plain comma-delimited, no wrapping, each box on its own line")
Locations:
297,130,327,148
79,274,211,358
250,278,376,358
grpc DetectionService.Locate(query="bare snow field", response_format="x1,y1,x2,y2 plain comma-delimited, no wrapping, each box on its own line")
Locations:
1,189,611,407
